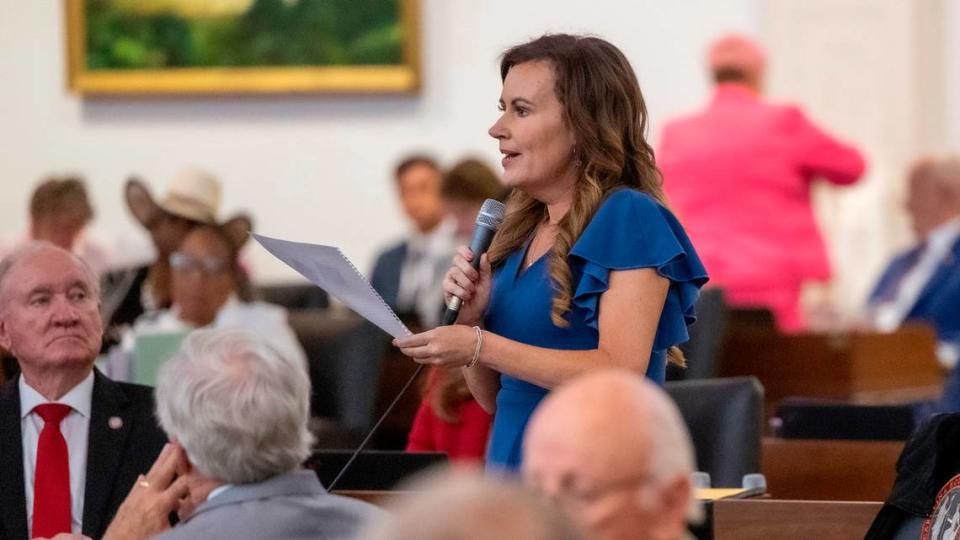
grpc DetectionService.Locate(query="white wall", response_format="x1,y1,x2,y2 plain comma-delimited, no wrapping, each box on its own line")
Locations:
0,0,760,282
949,0,960,150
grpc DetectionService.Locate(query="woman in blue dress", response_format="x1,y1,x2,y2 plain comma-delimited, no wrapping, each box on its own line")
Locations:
394,34,708,471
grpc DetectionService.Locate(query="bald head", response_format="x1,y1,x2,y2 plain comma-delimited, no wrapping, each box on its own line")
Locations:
906,156,960,238
0,242,103,399
523,369,697,540
361,469,583,540
708,34,766,91
0,242,99,312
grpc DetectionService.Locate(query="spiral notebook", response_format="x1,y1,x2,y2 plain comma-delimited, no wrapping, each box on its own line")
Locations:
253,233,412,339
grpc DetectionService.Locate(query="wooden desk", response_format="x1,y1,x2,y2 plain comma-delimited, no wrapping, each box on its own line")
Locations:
763,438,903,501
718,324,943,414
333,490,414,508
342,490,886,539
713,499,882,540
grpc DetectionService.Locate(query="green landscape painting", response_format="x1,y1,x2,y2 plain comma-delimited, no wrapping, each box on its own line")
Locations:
66,0,420,94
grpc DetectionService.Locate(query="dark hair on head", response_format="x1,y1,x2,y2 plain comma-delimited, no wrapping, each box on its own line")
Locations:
177,225,254,301
441,158,505,203
30,176,94,223
488,34,684,367
394,155,439,182
712,67,749,84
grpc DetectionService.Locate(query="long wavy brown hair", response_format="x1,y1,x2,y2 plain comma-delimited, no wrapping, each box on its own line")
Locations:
487,34,684,366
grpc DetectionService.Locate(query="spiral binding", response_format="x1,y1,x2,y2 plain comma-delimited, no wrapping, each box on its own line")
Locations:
334,246,411,336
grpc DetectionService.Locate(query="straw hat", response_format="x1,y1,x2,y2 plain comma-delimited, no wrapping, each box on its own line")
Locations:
126,167,222,227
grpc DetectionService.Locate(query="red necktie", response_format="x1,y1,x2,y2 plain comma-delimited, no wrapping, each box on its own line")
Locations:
32,403,73,538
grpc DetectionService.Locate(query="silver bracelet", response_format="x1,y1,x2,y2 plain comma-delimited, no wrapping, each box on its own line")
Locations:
467,326,483,368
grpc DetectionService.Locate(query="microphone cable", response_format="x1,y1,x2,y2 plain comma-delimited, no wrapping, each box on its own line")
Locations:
327,199,505,491
326,362,424,491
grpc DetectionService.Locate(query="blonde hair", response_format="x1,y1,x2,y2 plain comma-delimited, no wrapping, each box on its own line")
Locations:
487,34,683,366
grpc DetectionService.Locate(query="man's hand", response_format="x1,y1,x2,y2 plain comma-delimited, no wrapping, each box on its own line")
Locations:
102,442,189,540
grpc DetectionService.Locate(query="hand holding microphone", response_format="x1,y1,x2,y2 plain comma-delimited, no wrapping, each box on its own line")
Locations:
442,246,492,326
441,199,506,326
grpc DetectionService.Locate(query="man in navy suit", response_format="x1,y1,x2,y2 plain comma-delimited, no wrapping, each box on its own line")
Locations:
0,243,165,539
867,157,960,409
370,155,454,329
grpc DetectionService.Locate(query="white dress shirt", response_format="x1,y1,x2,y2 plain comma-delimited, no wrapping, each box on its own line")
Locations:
207,484,233,501
873,217,960,331
123,295,308,371
871,217,960,368
397,218,456,328
20,371,94,537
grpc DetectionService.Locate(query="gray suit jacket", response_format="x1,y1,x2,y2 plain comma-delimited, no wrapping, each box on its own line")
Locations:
153,470,383,540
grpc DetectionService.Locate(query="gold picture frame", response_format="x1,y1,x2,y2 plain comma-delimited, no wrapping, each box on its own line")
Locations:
64,0,420,95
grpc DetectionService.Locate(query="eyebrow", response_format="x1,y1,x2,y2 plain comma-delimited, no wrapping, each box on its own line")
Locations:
26,286,53,298
499,97,535,108
26,280,91,297
67,280,92,292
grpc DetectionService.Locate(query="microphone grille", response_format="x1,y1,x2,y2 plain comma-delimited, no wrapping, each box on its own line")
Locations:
476,199,506,230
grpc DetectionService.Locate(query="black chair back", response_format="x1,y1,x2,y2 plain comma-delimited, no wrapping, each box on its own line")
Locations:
257,283,330,309
667,288,729,381
665,376,764,487
306,450,447,490
287,311,386,432
776,399,916,441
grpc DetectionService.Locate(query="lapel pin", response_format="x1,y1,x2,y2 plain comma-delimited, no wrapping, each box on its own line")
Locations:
108,416,123,430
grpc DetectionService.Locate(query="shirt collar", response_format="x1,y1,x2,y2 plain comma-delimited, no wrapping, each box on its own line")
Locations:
711,82,759,104
19,370,95,420
206,484,233,501
924,216,960,252
407,218,455,253
171,294,240,326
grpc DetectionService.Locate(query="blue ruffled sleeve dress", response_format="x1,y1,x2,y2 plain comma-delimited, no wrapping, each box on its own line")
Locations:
483,188,708,471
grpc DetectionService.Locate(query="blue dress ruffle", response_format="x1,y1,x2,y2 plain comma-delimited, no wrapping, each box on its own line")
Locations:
483,188,708,471
569,189,709,351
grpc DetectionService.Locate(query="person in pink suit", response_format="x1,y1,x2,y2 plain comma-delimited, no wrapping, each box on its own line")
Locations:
658,34,866,331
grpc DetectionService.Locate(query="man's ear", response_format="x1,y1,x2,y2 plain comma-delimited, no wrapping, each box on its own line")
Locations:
657,475,694,528
169,439,194,475
0,316,12,353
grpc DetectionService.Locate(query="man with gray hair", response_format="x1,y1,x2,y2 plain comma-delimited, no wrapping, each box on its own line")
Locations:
866,156,960,409
523,369,699,540
103,328,381,540
0,242,166,539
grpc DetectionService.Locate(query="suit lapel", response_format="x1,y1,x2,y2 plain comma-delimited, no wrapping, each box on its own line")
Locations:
387,243,407,309
0,377,28,540
910,239,960,316
81,370,132,538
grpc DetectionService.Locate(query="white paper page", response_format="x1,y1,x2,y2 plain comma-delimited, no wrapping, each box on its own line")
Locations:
253,234,411,338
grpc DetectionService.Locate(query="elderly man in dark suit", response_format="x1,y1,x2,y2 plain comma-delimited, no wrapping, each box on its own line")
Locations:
867,157,960,410
0,243,166,540
102,328,381,540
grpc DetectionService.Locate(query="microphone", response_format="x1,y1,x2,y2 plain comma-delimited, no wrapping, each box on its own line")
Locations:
441,199,506,326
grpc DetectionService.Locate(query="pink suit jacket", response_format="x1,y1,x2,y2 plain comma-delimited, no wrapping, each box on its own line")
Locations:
658,83,866,330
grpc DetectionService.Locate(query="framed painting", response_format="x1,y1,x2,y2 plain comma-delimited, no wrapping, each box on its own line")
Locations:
64,0,420,95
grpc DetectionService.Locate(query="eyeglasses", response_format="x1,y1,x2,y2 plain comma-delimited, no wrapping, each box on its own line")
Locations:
547,472,656,509
169,252,231,275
